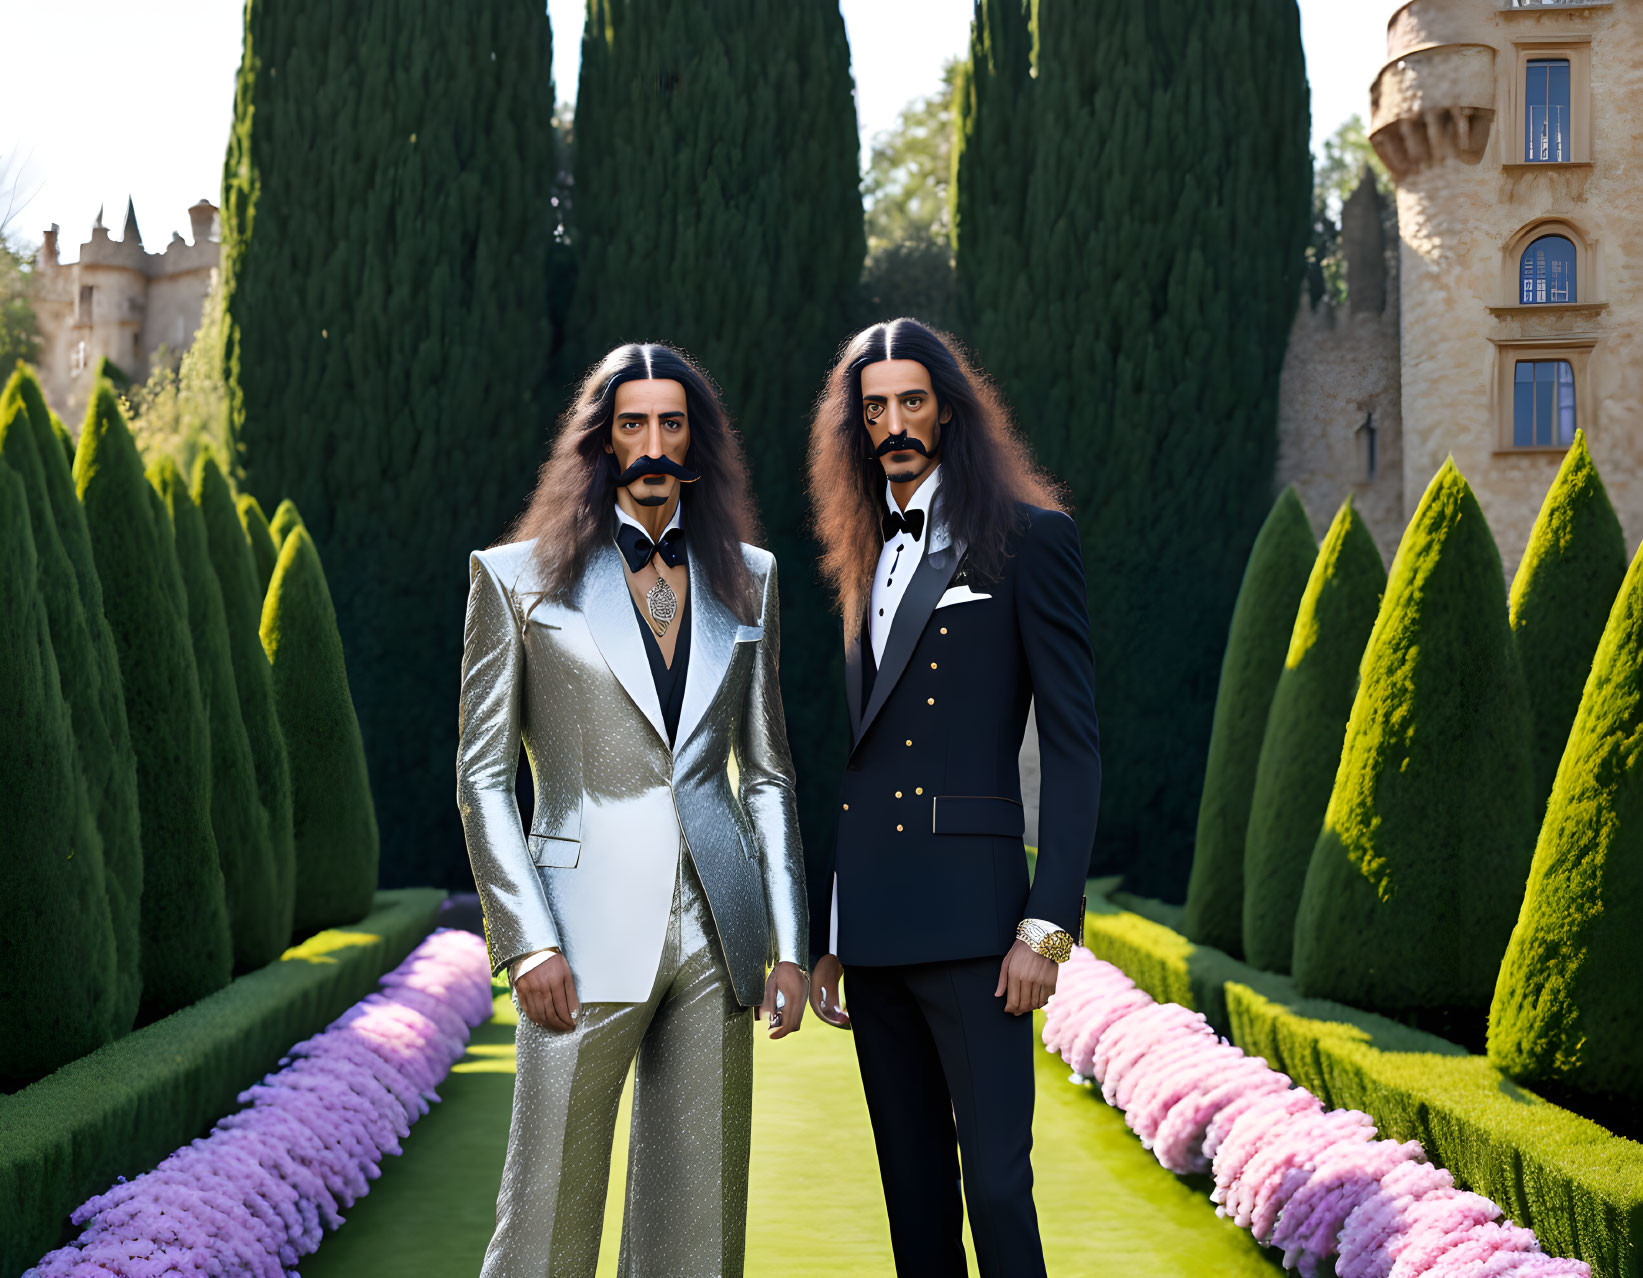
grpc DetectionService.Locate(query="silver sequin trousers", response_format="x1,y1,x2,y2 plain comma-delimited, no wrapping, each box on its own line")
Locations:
480,843,753,1278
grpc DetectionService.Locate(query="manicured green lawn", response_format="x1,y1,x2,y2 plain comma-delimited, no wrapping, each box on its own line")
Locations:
300,977,1283,1276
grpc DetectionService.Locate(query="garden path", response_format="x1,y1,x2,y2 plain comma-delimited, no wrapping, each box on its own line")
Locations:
298,977,1284,1277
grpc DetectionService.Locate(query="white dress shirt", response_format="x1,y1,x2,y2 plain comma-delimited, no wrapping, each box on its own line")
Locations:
868,465,942,667
508,499,684,991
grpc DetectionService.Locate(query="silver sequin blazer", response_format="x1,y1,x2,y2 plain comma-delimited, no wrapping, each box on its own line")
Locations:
456,536,807,1008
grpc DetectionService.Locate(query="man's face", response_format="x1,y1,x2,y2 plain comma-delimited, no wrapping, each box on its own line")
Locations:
606,378,691,507
861,359,949,485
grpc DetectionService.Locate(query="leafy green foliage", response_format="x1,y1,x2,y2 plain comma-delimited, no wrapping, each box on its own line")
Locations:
1182,486,1316,956
571,0,863,856
1509,431,1626,814
268,496,302,551
1490,537,1643,1113
1308,116,1392,308
262,526,380,935
1242,498,1385,972
0,453,117,1090
865,59,960,257
0,364,143,1034
222,0,560,889
0,242,40,373
237,490,277,595
196,452,295,957
1292,462,1536,1014
954,0,1313,895
152,456,284,971
75,381,232,1021
125,281,233,481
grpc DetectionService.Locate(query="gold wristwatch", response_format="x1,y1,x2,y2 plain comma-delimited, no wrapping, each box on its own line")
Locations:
1016,918,1075,964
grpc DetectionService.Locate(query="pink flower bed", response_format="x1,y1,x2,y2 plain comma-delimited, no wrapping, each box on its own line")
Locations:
1042,949,1591,1278
24,927,495,1278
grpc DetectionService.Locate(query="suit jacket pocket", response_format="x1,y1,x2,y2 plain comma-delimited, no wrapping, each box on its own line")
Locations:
931,795,1025,838
528,833,582,868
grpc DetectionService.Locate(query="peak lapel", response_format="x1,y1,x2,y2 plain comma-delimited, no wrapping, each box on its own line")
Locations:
855,540,960,747
675,549,736,751
579,542,669,747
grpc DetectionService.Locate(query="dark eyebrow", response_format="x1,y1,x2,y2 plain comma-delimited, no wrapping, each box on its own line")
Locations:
615,410,686,421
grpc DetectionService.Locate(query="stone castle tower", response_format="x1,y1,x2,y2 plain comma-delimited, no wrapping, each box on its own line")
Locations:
1279,0,1640,573
29,197,220,431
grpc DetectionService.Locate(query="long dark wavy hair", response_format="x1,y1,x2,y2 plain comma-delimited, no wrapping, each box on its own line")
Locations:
808,317,1064,627
505,343,760,622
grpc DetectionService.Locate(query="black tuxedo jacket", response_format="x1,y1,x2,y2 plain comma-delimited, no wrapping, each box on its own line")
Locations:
808,500,1101,967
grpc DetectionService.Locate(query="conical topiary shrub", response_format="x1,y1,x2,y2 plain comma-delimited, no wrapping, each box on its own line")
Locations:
263,525,379,934
0,460,119,1089
268,497,303,551
1509,431,1626,816
75,381,232,1020
1182,485,1317,957
1489,539,1643,1111
196,452,295,954
1242,498,1386,972
1292,460,1536,1015
152,456,283,971
1,365,143,1035
237,491,278,596
50,410,74,469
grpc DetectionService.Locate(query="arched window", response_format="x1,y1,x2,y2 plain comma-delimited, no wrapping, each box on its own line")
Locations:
1520,235,1576,305
1525,59,1571,162
1514,360,1576,448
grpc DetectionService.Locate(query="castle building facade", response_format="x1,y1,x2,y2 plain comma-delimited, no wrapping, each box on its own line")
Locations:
29,198,220,431
1279,0,1639,574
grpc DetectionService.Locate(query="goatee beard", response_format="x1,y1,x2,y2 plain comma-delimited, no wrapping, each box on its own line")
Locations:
634,494,668,507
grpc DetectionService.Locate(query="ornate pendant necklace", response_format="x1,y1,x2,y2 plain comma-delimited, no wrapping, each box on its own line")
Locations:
646,569,678,637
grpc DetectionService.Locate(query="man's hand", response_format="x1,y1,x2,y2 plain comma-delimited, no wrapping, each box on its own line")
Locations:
995,939,1058,1015
758,961,808,1039
809,953,850,1029
516,953,581,1032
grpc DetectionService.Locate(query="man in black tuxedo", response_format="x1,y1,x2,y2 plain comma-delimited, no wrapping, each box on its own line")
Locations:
805,318,1102,1277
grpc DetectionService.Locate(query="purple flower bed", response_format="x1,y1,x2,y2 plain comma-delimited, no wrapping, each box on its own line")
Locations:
1043,948,1592,1278
24,927,494,1278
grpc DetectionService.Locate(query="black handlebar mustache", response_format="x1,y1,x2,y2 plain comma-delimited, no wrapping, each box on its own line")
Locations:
874,433,931,459
615,454,702,486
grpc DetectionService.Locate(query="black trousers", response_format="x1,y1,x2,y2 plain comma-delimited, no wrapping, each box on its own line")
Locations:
847,956,1046,1278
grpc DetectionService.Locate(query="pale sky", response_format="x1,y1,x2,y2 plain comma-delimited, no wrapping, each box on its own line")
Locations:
0,0,1395,261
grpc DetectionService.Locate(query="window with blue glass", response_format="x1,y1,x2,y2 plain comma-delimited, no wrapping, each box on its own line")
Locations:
1525,59,1571,162
1513,360,1576,448
1520,235,1577,304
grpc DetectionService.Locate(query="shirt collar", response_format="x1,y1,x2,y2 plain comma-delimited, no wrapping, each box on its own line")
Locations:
614,498,683,539
883,463,942,533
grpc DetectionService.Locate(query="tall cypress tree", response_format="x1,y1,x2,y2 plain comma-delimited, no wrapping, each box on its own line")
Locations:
268,496,303,551
222,0,560,889
263,525,381,934
0,367,142,1035
570,0,863,855
952,0,1035,342
1242,498,1385,972
1292,462,1536,1017
76,382,232,1021
197,452,296,954
237,490,278,596
152,456,283,971
1490,538,1643,1111
0,461,118,1089
1509,431,1626,815
1182,486,1316,956
954,0,1312,896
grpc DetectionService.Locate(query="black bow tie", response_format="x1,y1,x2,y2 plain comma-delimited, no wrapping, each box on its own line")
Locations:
882,506,926,543
616,522,685,574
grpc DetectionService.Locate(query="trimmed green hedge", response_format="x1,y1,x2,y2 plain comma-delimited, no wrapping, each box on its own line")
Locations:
0,888,447,1278
1082,895,1643,1278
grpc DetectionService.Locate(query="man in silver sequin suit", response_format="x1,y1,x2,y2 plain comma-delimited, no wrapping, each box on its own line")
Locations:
457,343,809,1277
